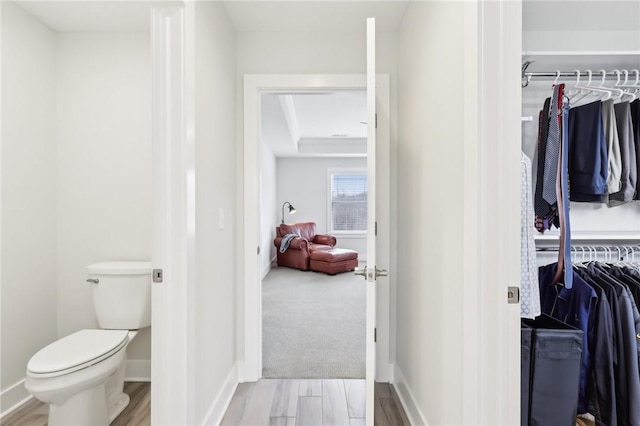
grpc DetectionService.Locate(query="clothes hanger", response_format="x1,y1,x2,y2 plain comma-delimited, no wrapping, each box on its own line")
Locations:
614,70,640,101
614,70,637,102
570,70,615,104
609,70,630,101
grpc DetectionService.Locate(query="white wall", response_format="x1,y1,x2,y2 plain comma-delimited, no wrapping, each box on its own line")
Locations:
1,2,58,414
55,32,152,366
276,157,368,257
396,2,467,424
260,144,277,276
523,1,640,51
192,2,237,423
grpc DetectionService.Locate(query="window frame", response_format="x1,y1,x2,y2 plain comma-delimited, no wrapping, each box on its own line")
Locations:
327,167,368,236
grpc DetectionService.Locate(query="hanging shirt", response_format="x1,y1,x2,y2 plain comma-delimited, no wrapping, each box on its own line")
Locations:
521,153,541,319
539,263,598,416
610,102,637,205
602,99,623,194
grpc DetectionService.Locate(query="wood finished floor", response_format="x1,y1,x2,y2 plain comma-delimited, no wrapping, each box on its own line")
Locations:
2,380,407,426
0,382,150,426
221,380,410,426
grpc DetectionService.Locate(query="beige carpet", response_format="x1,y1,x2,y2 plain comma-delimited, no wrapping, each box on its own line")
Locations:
262,265,366,379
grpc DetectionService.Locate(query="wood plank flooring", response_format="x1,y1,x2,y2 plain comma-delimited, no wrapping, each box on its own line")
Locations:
222,380,409,426
2,380,407,426
0,382,150,426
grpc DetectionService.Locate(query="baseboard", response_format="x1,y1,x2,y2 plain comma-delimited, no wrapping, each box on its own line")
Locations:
392,364,429,426
126,360,151,382
0,379,33,420
201,362,238,425
262,262,272,280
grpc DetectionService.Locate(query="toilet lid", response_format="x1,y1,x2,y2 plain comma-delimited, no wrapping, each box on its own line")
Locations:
27,329,129,376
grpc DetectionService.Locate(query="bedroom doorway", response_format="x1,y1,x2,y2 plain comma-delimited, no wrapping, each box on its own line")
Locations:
242,73,392,387
259,90,368,380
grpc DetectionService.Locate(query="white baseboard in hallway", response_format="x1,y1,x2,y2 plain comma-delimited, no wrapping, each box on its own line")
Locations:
392,364,428,425
202,362,238,425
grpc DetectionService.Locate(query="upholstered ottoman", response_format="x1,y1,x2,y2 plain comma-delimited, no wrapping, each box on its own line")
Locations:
309,248,358,275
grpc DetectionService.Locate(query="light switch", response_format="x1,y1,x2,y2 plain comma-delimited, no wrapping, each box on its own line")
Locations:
218,208,224,230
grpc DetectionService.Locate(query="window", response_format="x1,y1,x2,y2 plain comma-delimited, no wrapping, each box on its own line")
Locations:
329,172,367,233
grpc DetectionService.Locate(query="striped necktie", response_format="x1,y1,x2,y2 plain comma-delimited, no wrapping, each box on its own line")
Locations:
542,85,562,205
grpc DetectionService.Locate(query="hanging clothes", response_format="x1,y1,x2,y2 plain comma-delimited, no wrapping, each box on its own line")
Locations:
603,99,623,195
632,99,640,200
610,102,637,206
567,101,608,201
539,260,640,426
521,153,542,319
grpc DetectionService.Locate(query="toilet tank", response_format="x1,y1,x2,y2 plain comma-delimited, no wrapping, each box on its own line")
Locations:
87,261,152,330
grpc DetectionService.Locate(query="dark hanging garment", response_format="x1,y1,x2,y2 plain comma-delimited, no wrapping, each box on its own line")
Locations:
587,263,640,426
534,98,554,225
574,268,617,426
568,101,608,201
538,263,598,415
631,99,640,200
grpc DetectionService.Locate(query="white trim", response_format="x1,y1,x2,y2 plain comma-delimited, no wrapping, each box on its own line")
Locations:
242,74,391,384
151,3,195,425
0,380,32,419
125,360,151,382
1,396,35,421
365,19,376,425
261,261,272,280
392,364,429,426
201,362,238,426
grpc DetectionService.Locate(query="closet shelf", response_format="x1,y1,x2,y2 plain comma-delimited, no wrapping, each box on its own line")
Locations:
535,231,640,247
522,51,640,74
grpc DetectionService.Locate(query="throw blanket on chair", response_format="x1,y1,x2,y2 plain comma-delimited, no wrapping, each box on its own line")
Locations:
279,233,299,253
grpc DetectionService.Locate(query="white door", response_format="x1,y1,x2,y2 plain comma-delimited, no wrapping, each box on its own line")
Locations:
363,17,384,425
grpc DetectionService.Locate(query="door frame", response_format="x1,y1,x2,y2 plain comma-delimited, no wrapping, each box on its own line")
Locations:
241,74,392,382
150,3,196,425
460,1,521,423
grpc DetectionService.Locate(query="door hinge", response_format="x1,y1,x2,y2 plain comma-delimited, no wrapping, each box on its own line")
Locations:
375,221,377,236
375,113,378,129
257,246,260,255
153,269,163,283
374,327,377,342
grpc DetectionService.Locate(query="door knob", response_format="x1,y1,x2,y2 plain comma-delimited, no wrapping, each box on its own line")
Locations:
375,267,388,277
354,266,367,278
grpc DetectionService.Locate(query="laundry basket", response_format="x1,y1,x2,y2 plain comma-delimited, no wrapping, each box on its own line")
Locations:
522,315,583,426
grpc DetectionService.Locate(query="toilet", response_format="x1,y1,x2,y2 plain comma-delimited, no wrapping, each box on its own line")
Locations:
25,261,152,426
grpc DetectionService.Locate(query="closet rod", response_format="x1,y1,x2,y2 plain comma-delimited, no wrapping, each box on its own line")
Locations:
524,70,637,79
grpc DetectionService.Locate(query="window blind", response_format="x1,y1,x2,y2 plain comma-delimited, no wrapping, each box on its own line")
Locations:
330,174,367,232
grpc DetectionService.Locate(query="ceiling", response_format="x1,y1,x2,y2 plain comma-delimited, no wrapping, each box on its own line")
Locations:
13,1,409,33
261,91,367,158
223,1,409,33
14,1,153,32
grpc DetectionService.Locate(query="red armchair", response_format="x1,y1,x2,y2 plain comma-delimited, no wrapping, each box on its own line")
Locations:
273,222,336,270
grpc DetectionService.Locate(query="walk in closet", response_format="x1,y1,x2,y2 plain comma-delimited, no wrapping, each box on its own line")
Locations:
520,2,640,425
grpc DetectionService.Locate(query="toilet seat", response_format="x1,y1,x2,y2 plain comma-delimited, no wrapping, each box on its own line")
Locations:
27,330,129,378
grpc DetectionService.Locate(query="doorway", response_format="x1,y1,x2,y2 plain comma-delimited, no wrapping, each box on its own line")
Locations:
260,90,368,379
242,74,392,384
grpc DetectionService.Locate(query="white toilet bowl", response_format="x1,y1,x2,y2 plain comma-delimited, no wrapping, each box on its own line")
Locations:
25,329,138,426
